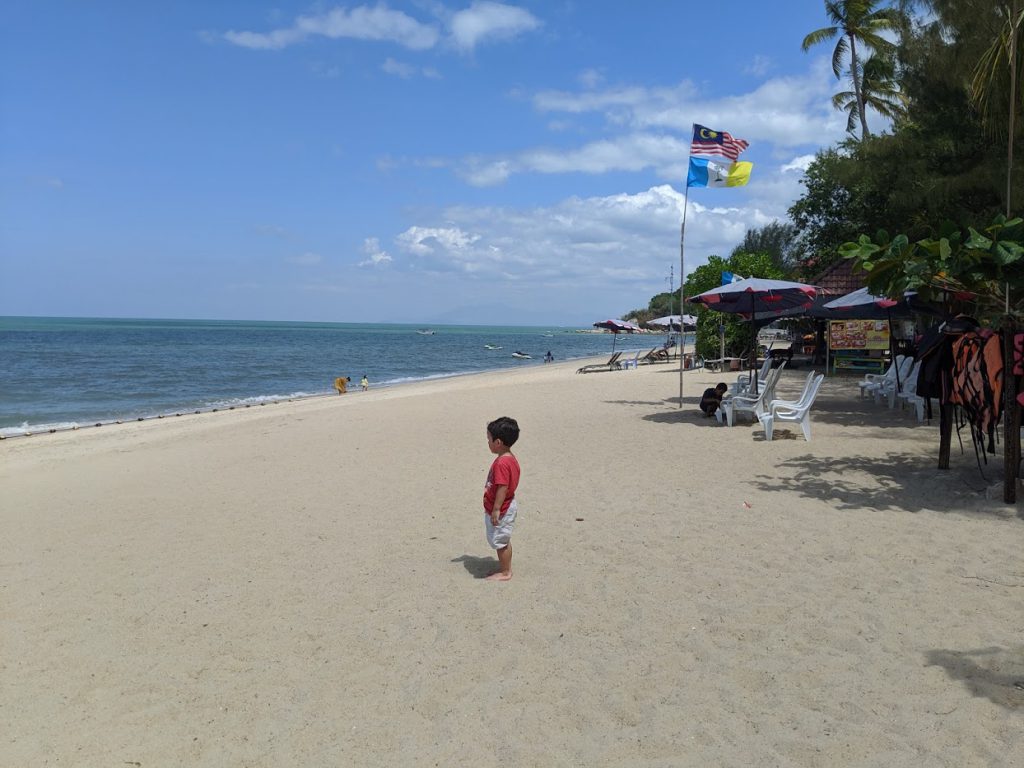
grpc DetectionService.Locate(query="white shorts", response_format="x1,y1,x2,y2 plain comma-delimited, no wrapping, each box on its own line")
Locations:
484,499,518,549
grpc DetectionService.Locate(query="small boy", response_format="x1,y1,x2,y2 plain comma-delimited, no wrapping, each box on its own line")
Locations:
700,382,728,416
482,416,521,581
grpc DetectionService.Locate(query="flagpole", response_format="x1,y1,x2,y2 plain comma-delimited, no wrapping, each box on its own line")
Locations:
678,124,694,408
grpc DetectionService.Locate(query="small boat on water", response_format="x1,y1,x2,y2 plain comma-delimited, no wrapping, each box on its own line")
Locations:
416,329,435,336
484,344,502,350
541,332,554,337
512,351,531,359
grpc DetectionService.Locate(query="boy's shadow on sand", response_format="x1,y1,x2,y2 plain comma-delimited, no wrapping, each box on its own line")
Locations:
451,554,496,579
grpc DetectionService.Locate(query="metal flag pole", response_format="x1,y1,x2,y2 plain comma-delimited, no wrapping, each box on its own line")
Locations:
678,180,691,408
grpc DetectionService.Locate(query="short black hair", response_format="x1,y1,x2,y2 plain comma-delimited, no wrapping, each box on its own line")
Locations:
487,416,520,447
715,382,728,392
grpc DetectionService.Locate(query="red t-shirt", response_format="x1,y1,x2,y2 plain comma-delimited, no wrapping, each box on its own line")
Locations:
483,453,520,517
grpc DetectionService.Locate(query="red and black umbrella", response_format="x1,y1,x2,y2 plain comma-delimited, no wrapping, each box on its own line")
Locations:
593,319,641,351
689,277,819,393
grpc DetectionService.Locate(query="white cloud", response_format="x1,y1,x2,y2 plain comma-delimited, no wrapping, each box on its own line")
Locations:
222,2,541,54
358,237,393,267
224,5,440,50
381,57,441,79
532,59,845,149
382,57,415,78
457,133,691,186
744,55,773,77
386,184,781,291
288,252,323,266
448,1,541,52
781,154,816,174
578,68,604,89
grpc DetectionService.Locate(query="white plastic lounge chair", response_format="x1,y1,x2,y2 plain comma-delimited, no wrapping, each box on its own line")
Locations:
877,359,920,408
759,373,825,441
899,389,927,422
857,355,904,398
867,355,914,404
718,365,785,427
735,357,773,395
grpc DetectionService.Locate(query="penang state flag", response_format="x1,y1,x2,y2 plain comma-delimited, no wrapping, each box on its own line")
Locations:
690,124,750,162
687,157,753,188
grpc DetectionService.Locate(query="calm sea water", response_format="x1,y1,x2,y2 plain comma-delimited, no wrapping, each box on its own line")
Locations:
0,317,687,436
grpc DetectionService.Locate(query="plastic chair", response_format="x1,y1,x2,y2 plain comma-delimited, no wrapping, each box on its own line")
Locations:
877,359,920,408
867,356,914,404
759,373,825,441
735,357,773,395
857,355,904,398
718,364,785,426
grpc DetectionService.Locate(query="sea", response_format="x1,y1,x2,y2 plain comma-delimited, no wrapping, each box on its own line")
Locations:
0,317,689,437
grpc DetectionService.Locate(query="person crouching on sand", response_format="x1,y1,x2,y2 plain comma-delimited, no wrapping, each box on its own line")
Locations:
700,382,727,416
482,416,521,581
334,376,351,394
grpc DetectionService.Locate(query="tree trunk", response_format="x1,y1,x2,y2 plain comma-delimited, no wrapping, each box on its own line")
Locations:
849,34,870,140
938,403,953,470
1003,318,1019,503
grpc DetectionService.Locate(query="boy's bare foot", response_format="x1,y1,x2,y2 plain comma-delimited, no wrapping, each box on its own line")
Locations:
485,572,512,581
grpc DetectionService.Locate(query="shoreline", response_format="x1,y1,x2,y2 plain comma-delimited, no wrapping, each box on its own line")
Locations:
0,343,694,441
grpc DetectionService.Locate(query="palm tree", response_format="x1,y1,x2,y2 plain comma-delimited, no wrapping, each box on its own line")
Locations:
831,53,906,135
970,0,1024,217
802,0,902,140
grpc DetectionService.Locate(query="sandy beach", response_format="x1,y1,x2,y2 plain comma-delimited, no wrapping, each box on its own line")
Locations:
3,358,1022,766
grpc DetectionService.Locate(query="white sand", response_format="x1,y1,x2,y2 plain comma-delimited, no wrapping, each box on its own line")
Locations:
3,359,1022,766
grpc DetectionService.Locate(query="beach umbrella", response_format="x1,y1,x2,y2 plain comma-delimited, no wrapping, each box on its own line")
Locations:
593,319,640,351
646,314,697,330
688,277,818,394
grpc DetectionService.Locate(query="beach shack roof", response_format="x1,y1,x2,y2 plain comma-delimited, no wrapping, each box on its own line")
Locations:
810,258,868,297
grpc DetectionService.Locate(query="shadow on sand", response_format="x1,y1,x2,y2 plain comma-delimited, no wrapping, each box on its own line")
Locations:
451,554,497,579
924,646,1024,709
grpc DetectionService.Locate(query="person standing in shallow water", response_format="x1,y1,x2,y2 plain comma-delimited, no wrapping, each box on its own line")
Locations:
482,416,521,581
360,375,369,391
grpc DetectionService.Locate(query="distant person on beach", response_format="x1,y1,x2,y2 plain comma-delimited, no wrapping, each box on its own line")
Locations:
700,383,728,416
334,376,351,394
360,375,369,391
544,350,553,363
482,416,521,582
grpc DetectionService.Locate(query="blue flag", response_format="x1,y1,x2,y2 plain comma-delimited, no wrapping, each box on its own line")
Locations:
687,157,753,188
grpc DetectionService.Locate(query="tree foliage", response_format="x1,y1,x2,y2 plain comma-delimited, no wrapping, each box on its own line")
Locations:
840,215,1024,321
730,221,799,271
802,0,902,139
789,1,1024,274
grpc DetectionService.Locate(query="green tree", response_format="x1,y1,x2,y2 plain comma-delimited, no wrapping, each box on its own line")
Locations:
802,0,902,140
970,1,1024,216
839,216,1024,319
832,53,906,136
730,221,799,271
788,147,872,275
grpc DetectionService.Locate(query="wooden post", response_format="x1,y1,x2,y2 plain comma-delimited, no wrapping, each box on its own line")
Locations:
1002,318,1019,503
938,402,952,470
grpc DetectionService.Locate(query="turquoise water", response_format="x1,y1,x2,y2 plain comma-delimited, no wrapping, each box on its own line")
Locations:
0,317,686,436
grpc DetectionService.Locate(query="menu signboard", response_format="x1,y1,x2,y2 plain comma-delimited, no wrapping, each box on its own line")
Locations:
829,319,890,351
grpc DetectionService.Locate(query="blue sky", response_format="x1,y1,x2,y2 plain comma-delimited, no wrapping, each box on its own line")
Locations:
2,1,856,325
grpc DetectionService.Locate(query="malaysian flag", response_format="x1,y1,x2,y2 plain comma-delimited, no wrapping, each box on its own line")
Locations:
690,124,749,162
